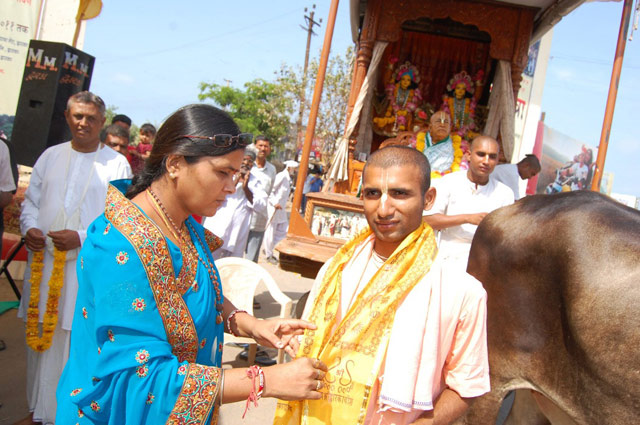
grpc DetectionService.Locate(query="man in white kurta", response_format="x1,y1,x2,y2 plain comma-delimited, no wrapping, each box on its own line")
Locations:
204,149,268,259
491,154,540,200
263,160,298,264
424,136,514,268
246,136,276,262
18,92,131,424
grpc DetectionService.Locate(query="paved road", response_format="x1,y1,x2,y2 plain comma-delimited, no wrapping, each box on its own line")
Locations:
0,253,315,425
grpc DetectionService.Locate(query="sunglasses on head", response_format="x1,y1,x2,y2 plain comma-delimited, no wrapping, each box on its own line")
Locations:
180,133,253,147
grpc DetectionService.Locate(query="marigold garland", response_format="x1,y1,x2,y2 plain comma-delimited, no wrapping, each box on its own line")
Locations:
26,248,67,352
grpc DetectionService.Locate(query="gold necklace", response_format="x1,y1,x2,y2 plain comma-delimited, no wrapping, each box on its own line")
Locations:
146,189,182,242
147,188,224,323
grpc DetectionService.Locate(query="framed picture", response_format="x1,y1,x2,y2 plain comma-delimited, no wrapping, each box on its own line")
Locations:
304,192,366,242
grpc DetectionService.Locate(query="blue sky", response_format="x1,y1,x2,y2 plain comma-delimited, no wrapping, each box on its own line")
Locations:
84,1,639,196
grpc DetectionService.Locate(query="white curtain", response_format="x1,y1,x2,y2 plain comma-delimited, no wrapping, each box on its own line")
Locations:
326,41,388,187
483,60,516,162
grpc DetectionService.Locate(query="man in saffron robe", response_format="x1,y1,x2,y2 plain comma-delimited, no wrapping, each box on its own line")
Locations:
18,91,131,424
275,146,490,425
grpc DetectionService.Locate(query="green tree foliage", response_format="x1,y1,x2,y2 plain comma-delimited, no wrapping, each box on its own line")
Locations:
198,79,294,151
277,46,354,159
198,46,353,159
0,114,15,139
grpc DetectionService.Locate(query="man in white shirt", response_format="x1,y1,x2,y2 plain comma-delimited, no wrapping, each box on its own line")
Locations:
245,135,276,262
204,149,267,259
491,154,540,200
18,91,131,425
424,136,514,267
263,160,298,265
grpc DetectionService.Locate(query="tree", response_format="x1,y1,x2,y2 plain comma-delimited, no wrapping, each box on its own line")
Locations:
0,114,15,139
198,46,354,160
277,46,354,160
198,79,294,151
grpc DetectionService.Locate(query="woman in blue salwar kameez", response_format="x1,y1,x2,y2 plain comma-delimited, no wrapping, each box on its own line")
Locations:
56,104,327,424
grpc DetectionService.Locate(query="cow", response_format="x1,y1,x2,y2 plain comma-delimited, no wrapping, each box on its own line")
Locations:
460,190,640,424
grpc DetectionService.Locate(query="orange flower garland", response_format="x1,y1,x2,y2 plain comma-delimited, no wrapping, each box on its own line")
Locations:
26,248,67,352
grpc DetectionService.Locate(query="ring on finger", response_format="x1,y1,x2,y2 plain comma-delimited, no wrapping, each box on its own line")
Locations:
316,380,322,391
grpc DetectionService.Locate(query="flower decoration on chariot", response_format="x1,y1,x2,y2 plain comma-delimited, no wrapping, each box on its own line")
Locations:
446,71,475,96
395,61,421,84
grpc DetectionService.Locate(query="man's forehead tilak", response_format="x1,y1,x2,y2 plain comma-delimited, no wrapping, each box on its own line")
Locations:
380,169,389,209
431,112,449,124
364,166,417,197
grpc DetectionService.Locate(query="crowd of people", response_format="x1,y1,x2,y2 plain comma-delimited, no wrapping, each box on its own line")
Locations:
0,90,547,424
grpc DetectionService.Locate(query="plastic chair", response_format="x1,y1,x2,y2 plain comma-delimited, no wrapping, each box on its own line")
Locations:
1,236,27,300
215,257,292,365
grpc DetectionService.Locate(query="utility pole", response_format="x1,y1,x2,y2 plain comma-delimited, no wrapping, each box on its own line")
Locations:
591,0,633,192
296,5,322,151
223,79,232,87
292,0,338,215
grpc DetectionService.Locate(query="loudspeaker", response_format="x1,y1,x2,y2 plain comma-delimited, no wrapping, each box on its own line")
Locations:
12,40,95,167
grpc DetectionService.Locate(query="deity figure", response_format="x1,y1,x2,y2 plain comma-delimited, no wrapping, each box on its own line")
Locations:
441,71,479,139
373,61,422,136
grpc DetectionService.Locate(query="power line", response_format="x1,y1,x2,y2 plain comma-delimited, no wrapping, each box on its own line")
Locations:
296,4,322,146
550,54,640,69
100,7,301,64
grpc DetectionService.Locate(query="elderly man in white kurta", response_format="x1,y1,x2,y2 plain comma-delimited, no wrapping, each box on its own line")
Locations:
18,91,131,425
424,136,514,268
263,160,298,264
203,148,268,259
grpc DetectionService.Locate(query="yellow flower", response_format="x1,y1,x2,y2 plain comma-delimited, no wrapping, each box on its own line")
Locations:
26,249,67,352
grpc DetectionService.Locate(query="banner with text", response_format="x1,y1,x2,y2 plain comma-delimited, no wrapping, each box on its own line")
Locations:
1,0,42,137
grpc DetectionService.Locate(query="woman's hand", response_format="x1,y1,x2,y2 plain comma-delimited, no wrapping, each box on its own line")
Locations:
263,357,328,400
250,318,316,358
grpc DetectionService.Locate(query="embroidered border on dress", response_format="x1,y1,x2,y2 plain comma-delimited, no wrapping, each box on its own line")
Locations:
167,363,221,425
104,185,199,363
203,229,223,253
